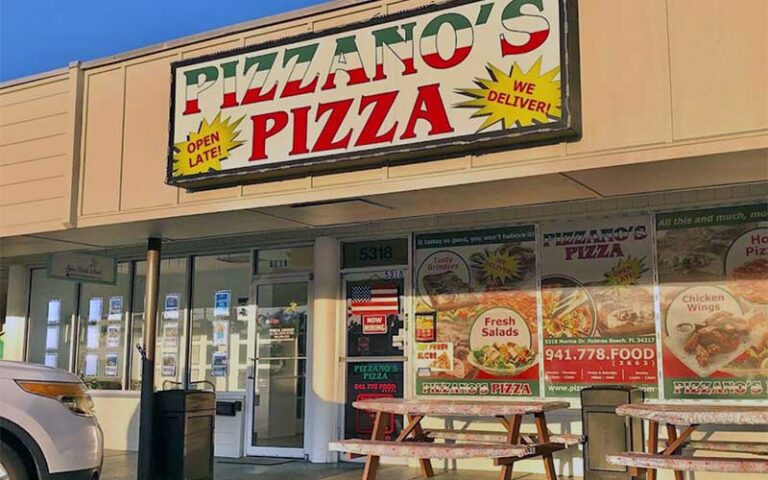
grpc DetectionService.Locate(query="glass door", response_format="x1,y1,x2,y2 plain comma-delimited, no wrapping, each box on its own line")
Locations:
342,270,407,442
245,277,310,458
26,269,79,371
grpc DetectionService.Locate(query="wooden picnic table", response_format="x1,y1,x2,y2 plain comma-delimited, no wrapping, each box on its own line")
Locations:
330,398,573,480
608,403,768,477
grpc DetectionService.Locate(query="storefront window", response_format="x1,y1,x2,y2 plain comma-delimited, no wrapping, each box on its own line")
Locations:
189,253,252,391
130,258,189,390
75,263,131,389
413,227,541,398
26,269,78,370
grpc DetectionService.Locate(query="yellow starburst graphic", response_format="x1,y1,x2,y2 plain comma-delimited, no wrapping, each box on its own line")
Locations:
173,113,245,177
604,256,649,287
480,251,522,285
457,57,561,132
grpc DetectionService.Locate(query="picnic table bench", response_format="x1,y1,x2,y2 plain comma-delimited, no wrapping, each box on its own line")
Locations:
423,429,583,446
329,398,572,480
607,403,768,478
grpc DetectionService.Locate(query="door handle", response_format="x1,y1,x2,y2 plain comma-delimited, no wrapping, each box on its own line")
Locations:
248,357,258,379
249,357,261,406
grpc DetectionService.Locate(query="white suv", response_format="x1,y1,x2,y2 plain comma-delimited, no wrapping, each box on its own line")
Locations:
0,361,103,480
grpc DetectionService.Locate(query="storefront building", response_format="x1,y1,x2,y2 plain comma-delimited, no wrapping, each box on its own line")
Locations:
1,0,766,478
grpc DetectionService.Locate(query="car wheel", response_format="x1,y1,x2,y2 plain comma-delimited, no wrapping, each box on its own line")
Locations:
0,440,30,480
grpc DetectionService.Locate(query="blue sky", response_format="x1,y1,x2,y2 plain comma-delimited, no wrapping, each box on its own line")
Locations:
0,0,329,82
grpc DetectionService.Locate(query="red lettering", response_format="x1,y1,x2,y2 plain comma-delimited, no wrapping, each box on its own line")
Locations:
322,68,370,91
500,2,550,57
501,30,549,56
422,46,472,70
356,91,399,147
401,84,454,140
313,99,354,153
282,77,319,98
221,92,238,109
242,85,277,105
184,99,200,115
513,81,533,93
374,58,416,81
290,106,311,156
249,111,288,161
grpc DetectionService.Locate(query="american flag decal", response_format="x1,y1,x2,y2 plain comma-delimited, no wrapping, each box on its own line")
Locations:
349,285,399,316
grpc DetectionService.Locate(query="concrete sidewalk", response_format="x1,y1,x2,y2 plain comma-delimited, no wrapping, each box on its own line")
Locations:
101,451,552,480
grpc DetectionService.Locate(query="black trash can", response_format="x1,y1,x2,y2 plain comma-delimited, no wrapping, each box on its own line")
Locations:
581,385,645,480
153,389,216,480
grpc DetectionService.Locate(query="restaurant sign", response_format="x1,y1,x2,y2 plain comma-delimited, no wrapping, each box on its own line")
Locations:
168,0,580,190
47,252,118,285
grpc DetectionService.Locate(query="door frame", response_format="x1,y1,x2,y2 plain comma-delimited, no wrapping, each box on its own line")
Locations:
244,273,313,459
338,266,410,446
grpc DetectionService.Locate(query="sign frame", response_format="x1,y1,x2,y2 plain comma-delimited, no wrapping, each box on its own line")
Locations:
167,0,581,191
47,252,118,285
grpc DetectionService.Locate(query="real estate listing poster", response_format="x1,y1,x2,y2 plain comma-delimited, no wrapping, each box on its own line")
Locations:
657,204,768,400
212,351,228,377
108,296,123,321
105,353,119,377
47,299,61,323
540,216,659,397
414,226,539,397
106,324,121,348
88,297,103,323
161,353,177,377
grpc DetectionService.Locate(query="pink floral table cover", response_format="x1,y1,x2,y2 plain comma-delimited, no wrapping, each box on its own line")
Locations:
353,398,570,416
330,439,533,459
616,403,768,425
608,453,768,474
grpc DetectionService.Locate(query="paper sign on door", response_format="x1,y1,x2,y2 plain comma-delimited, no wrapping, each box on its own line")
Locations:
362,314,388,335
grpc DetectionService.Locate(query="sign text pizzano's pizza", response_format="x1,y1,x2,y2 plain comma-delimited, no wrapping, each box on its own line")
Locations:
168,0,580,189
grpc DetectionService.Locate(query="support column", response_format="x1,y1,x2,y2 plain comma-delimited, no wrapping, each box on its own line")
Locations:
308,236,340,463
2,265,30,361
137,238,161,480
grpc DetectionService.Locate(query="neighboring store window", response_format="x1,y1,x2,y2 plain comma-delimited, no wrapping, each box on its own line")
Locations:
255,246,313,274
26,269,78,370
75,263,131,389
190,253,251,391
131,258,189,390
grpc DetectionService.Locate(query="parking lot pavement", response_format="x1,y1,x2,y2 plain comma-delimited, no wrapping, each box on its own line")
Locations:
101,451,549,479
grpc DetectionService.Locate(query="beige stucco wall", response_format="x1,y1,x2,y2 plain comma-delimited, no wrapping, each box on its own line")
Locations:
1,0,766,237
0,65,82,237
72,0,768,229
